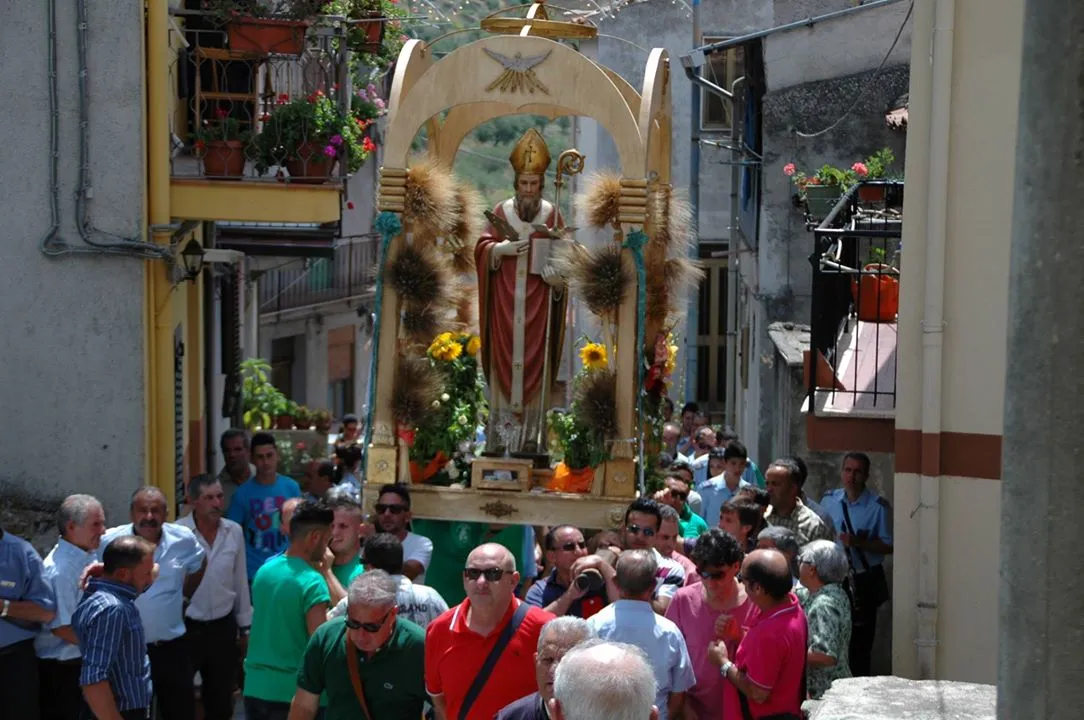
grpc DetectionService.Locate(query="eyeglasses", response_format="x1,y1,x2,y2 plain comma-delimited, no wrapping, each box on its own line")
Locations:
625,524,656,538
698,568,727,581
345,608,394,633
669,490,689,502
557,541,587,552
374,503,407,515
463,567,507,582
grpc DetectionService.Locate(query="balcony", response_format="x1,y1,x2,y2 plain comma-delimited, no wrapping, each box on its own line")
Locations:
166,10,358,225
258,237,378,319
804,181,903,452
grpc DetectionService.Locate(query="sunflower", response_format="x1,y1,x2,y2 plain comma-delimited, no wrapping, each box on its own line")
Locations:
466,336,482,356
432,340,463,362
580,342,608,370
664,343,678,375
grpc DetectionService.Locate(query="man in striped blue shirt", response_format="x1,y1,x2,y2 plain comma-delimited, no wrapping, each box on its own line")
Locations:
73,535,156,720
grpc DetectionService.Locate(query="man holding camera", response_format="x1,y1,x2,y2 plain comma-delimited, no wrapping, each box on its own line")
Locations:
525,526,618,619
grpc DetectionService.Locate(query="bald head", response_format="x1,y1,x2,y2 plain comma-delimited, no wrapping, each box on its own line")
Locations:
467,542,517,572
552,640,658,720
615,549,657,600
741,548,794,601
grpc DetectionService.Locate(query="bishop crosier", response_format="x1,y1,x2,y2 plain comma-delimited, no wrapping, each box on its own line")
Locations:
475,128,566,454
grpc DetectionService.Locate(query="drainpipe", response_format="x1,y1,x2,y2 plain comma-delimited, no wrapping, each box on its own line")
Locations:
685,0,701,403
916,0,954,679
726,77,746,431
146,0,177,513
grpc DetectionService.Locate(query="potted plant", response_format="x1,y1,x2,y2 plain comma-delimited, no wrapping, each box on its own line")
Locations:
322,0,408,66
850,246,900,323
313,409,333,433
275,399,299,429
193,108,250,179
293,405,313,429
784,147,900,220
241,358,288,430
253,90,375,183
855,148,897,204
203,0,326,56
546,341,615,494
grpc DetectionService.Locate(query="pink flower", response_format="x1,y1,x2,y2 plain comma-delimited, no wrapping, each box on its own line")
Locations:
346,201,355,210
330,134,344,146
374,98,385,110
323,144,337,158
783,163,796,177
852,162,869,177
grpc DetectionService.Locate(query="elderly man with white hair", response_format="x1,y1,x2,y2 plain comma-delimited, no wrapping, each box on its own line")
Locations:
796,539,853,698
550,640,659,720
291,570,426,720
496,617,596,720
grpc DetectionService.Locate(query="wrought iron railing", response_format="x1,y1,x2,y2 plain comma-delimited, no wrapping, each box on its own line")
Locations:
167,11,374,184
259,238,377,314
807,181,904,414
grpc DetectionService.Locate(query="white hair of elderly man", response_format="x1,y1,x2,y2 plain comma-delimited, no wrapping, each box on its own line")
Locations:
550,640,659,720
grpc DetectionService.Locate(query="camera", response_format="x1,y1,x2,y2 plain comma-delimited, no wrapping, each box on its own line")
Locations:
575,568,604,592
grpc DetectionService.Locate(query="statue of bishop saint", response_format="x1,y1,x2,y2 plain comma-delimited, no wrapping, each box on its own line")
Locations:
475,129,566,454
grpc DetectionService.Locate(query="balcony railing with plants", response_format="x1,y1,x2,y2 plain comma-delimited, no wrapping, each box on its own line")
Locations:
806,179,904,415
168,2,400,184
259,237,377,314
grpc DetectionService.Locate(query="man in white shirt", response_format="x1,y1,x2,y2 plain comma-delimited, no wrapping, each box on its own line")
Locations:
586,550,695,720
178,475,252,720
328,533,449,628
35,494,107,720
621,498,686,613
101,487,207,720
370,484,433,583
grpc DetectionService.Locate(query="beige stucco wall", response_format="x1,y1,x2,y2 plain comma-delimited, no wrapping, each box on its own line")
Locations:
891,0,1024,683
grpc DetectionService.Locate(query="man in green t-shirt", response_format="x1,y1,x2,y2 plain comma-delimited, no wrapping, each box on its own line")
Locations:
656,473,709,539
326,487,365,590
244,501,335,718
292,570,426,720
409,520,535,605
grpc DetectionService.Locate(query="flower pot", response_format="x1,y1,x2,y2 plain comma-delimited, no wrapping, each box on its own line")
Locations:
274,415,295,430
201,139,246,179
352,13,386,54
410,451,448,484
858,184,886,204
804,184,844,220
227,17,309,56
547,462,595,494
285,142,336,184
850,264,900,323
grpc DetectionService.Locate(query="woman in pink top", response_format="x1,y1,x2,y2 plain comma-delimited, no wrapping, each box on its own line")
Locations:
665,528,759,720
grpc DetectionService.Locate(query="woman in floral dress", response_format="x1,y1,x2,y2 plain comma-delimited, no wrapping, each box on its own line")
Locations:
796,539,853,698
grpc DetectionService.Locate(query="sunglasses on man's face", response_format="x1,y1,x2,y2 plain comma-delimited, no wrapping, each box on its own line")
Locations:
557,541,587,552
698,568,727,581
374,503,407,515
668,489,689,502
625,524,656,538
463,567,507,582
345,608,393,633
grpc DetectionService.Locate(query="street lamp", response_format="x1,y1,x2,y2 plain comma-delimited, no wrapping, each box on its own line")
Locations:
180,238,205,281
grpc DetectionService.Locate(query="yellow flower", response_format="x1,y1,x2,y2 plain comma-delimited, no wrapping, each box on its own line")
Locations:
434,341,463,362
664,343,678,375
466,336,482,356
580,342,608,370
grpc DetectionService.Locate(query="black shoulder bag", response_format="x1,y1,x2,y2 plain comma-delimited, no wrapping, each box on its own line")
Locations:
458,602,530,720
840,502,890,613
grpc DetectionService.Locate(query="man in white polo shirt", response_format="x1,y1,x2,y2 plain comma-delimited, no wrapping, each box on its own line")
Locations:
101,487,206,720
370,484,433,583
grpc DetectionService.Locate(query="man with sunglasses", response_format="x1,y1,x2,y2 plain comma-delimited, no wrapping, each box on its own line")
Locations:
655,475,709,539
292,571,426,720
425,543,555,720
622,498,686,614
525,526,618,618
372,484,433,583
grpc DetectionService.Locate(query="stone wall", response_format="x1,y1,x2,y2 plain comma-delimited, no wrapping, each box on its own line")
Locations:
805,677,995,719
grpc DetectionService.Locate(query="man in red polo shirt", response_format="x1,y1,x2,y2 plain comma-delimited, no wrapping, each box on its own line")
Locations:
426,543,555,720
707,549,807,718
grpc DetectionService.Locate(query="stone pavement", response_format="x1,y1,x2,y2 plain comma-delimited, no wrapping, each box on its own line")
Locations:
804,676,995,720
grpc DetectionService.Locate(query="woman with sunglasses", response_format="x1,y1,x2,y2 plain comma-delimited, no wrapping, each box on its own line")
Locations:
664,529,758,720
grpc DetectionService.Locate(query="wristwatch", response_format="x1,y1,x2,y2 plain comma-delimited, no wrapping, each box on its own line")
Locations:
1,599,10,618
719,660,734,680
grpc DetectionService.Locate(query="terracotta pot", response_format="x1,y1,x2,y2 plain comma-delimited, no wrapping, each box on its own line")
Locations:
227,17,309,56
850,264,900,323
285,142,336,184
547,462,595,494
858,184,887,204
353,13,386,54
202,139,246,179
274,415,295,430
410,451,449,484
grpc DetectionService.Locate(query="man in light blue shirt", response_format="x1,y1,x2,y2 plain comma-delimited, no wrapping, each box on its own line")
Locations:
0,525,57,720
36,494,107,720
101,487,206,720
227,431,302,580
697,444,753,528
586,550,695,720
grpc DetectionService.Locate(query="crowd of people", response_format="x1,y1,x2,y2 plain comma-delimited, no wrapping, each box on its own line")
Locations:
0,408,892,720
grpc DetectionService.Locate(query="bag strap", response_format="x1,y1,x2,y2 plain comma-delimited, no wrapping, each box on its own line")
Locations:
345,632,374,720
458,602,530,720
839,500,871,572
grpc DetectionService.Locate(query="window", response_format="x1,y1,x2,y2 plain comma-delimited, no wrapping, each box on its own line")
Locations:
701,41,745,131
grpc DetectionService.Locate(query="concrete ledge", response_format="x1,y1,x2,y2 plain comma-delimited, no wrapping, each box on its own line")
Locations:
805,677,995,720
170,178,343,223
